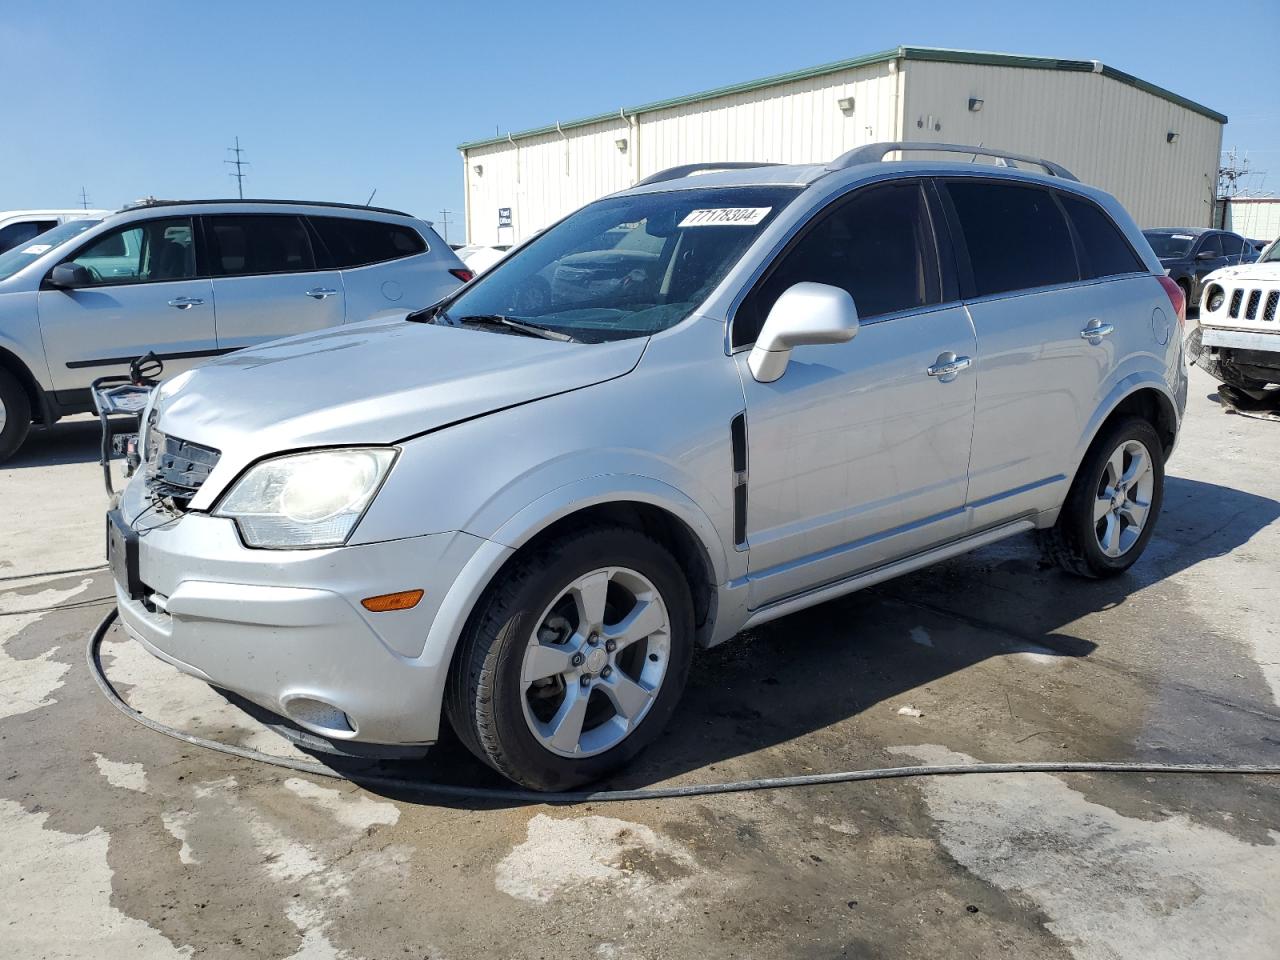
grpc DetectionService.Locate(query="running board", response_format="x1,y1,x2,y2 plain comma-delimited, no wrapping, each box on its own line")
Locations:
741,519,1035,630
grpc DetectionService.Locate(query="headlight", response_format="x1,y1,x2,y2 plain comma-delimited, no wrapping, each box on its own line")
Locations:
214,448,397,548
1204,283,1225,313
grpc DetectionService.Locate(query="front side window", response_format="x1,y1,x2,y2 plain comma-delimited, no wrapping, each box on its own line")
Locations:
1059,195,1145,279
1197,234,1223,259
310,217,427,268
66,217,195,284
945,180,1077,297
734,180,942,346
207,215,315,276
436,185,799,343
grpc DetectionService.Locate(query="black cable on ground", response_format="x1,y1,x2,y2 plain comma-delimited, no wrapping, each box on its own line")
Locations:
0,563,108,584
87,609,1280,805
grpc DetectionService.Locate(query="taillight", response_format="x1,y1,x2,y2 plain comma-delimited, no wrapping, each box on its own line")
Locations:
449,268,474,283
1157,275,1186,329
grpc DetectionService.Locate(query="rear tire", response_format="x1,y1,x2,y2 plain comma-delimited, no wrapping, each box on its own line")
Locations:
1038,417,1164,578
445,525,694,791
0,368,32,464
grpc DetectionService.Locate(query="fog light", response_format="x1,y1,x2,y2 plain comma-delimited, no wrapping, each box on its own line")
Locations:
361,589,424,612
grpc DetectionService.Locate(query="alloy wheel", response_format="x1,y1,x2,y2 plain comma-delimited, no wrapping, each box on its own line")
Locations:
519,566,671,758
1093,438,1155,558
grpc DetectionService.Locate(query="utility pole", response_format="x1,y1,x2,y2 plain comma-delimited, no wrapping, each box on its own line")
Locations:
438,208,453,244
225,136,250,199
78,187,91,210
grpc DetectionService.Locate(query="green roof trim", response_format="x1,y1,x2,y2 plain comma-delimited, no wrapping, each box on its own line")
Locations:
458,45,1225,151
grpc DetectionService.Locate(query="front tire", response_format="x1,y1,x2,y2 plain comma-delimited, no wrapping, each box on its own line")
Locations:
1039,417,1165,578
445,525,695,790
0,368,32,464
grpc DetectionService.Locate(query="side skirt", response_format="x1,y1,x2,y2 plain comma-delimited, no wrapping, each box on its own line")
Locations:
739,518,1035,631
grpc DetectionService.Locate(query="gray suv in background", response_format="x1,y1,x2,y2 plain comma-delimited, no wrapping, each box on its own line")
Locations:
0,200,470,460
113,143,1187,790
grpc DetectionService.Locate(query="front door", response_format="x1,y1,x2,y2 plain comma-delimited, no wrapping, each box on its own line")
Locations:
202,214,345,350
733,179,978,608
37,215,216,392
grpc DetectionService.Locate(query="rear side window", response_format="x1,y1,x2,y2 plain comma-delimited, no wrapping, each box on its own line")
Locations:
734,180,941,345
309,216,427,268
1059,195,1144,279
207,215,316,276
945,181,1078,297
1220,233,1243,259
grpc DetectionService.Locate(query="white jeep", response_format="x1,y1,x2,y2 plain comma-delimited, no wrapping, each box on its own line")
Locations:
1193,239,1280,392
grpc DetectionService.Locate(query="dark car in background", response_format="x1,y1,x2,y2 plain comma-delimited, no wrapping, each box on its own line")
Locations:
1143,227,1253,310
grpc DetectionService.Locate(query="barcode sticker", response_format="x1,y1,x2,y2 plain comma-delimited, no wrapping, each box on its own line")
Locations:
20,243,52,255
678,207,772,228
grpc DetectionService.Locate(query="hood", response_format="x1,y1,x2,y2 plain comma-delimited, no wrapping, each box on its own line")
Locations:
1203,261,1280,284
155,316,647,455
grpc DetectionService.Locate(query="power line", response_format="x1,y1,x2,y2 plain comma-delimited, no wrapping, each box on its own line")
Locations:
225,136,250,199
438,208,453,244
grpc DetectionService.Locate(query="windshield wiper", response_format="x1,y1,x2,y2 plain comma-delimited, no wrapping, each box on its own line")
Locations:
453,314,578,342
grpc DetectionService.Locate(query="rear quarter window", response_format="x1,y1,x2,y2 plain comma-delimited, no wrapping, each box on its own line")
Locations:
1059,195,1145,279
944,180,1078,298
309,216,427,268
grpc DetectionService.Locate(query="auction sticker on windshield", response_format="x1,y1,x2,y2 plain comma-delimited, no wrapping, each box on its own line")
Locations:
20,244,52,255
679,208,772,227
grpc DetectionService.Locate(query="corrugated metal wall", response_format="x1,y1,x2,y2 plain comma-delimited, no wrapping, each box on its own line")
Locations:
461,57,1223,244
462,62,899,245
1224,200,1280,243
900,61,1222,228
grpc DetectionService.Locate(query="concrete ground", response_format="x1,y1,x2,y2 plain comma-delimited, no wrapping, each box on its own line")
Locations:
2,366,1278,959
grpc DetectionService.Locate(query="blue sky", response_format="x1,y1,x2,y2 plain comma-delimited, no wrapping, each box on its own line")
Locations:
2,0,1276,239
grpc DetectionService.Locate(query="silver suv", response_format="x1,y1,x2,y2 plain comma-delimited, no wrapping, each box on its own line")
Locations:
0,200,469,461
112,144,1188,790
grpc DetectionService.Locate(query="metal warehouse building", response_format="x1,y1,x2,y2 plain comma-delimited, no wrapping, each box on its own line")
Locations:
459,45,1226,245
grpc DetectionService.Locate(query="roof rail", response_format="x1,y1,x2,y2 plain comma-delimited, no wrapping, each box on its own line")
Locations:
827,141,1078,181
115,197,416,217
635,161,782,187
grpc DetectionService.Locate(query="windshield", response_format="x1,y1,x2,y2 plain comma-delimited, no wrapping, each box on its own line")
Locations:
0,218,100,282
435,186,799,342
1143,231,1196,259
1261,239,1280,263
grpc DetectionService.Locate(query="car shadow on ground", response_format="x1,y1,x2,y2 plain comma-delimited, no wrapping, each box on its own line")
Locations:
4,417,134,470
324,474,1280,807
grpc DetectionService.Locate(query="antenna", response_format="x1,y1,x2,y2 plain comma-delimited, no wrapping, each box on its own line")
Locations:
225,136,250,199
438,208,453,244
365,188,377,207
79,187,92,209
1218,146,1264,199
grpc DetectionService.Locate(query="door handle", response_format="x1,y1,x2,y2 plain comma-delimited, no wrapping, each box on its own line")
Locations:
306,287,339,300
1080,320,1115,343
167,297,204,309
927,353,972,381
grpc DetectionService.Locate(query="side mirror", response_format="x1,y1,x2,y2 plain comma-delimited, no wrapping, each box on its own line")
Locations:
1195,250,1217,261
747,282,859,383
48,263,94,289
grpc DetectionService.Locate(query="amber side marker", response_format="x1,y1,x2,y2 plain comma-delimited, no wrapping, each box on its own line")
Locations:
361,589,425,612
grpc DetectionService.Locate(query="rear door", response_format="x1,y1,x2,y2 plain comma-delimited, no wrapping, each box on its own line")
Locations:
203,214,345,350
308,215,460,321
942,179,1145,529
36,215,216,392
735,178,978,607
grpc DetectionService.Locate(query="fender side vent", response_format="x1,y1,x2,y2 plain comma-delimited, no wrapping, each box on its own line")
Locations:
730,412,748,547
